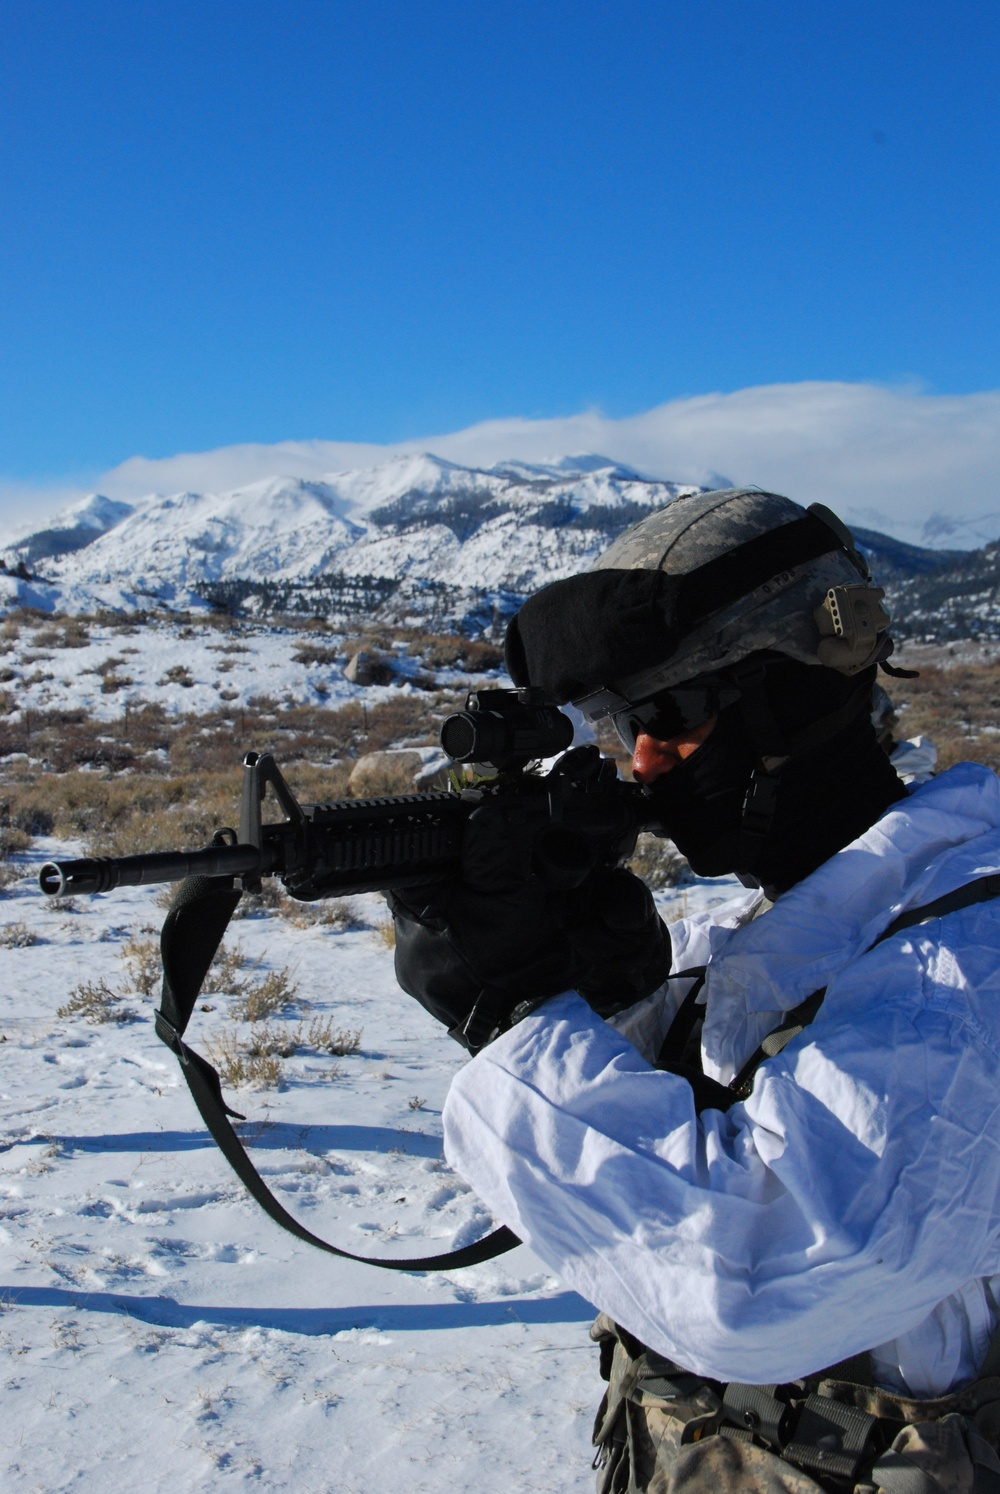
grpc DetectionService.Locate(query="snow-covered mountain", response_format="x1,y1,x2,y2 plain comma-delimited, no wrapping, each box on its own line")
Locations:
0,453,704,626
2,452,983,639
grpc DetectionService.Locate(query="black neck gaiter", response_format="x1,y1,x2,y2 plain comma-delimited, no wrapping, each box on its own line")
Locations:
643,706,757,879
645,686,908,896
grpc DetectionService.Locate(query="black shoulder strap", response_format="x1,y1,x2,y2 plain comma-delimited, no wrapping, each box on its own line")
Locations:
653,968,707,1070
155,875,519,1272
870,873,1000,949
728,871,1000,1103
653,968,740,1114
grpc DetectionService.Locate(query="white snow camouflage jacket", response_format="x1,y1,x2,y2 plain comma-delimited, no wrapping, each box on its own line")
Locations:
442,762,1000,1398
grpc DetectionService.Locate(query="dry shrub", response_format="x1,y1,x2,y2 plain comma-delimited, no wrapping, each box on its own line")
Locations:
232,879,285,919
207,942,253,994
0,826,31,858
374,919,396,950
0,793,54,836
408,632,504,673
33,619,90,649
280,898,359,930
229,969,298,1023
0,864,23,893
293,643,342,667
90,655,126,677
80,775,240,856
244,1021,294,1058
56,978,136,1024
205,1017,350,1088
307,1020,361,1055
43,892,76,913
61,619,91,648
244,1017,359,1060
0,919,38,948
121,935,161,997
159,664,195,688
205,1027,283,1089
0,691,457,809
891,658,1000,773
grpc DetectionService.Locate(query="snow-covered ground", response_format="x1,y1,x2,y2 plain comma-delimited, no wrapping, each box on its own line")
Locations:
0,612,426,726
0,784,741,1490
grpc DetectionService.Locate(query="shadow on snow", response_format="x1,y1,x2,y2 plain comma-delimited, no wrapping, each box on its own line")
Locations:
12,1122,444,1159
0,1284,596,1335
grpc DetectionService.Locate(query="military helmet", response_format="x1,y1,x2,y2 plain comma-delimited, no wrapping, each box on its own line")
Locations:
506,488,894,717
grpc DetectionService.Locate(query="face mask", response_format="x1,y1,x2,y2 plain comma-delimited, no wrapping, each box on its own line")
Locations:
642,707,757,877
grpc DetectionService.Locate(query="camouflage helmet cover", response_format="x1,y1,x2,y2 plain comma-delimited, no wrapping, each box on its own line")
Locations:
583,487,891,702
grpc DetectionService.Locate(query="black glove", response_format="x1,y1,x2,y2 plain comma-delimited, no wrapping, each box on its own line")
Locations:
562,865,672,1013
389,799,670,1052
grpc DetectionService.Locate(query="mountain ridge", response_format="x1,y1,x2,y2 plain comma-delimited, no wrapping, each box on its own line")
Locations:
0,453,986,640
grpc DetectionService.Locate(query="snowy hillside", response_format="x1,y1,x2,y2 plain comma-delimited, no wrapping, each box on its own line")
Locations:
3,452,986,641
0,454,702,626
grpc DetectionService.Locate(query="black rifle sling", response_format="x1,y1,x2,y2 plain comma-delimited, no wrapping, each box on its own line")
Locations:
727,871,1000,1103
155,874,519,1272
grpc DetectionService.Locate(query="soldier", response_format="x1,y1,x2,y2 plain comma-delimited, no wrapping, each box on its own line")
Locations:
391,489,1000,1492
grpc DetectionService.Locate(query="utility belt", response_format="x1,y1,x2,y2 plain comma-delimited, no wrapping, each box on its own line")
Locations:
591,1314,1000,1493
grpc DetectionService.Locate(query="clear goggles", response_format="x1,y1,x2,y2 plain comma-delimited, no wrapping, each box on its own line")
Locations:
573,675,741,754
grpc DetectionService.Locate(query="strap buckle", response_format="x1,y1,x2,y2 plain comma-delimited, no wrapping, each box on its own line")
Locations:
154,1010,189,1064
782,1394,879,1482
722,1382,789,1451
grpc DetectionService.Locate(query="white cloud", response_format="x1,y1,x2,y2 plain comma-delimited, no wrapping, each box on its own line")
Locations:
3,380,1000,547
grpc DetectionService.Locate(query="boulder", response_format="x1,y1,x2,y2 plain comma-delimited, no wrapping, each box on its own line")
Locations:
348,747,452,797
343,649,397,686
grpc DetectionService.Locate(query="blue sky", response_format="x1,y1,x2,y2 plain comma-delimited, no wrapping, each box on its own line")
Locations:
1,0,998,487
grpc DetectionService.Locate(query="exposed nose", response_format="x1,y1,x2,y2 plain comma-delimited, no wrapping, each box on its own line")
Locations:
630,717,718,786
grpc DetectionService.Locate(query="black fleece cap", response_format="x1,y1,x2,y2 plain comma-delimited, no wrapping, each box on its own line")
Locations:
504,570,682,702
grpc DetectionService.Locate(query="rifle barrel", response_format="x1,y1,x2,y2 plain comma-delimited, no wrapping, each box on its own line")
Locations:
39,843,262,897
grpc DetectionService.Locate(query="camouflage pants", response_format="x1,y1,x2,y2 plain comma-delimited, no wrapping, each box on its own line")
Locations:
590,1314,1000,1493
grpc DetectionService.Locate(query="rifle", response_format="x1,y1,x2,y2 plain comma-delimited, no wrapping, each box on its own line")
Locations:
39,688,655,901
37,688,661,1272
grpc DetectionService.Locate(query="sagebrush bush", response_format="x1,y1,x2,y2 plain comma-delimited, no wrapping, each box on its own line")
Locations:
307,1020,362,1055
0,826,32,858
0,919,38,948
891,657,1000,773
374,919,396,950
205,1027,283,1089
56,979,136,1024
121,935,161,997
232,879,285,919
279,898,360,930
229,969,298,1023
293,643,342,667
207,942,254,994
159,664,195,688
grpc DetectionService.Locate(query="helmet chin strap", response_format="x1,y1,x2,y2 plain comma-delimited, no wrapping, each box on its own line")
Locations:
729,659,877,874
